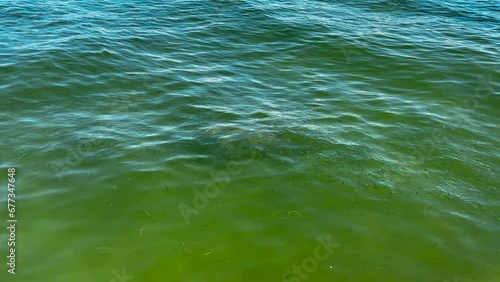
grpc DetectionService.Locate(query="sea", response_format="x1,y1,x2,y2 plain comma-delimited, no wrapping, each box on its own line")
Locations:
0,0,499,281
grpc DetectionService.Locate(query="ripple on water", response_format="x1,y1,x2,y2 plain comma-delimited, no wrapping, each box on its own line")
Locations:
1,0,499,281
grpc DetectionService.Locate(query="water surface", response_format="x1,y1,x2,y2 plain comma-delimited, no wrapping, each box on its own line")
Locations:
0,0,499,281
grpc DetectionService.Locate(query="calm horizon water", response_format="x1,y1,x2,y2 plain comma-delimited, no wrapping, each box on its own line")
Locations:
0,0,499,281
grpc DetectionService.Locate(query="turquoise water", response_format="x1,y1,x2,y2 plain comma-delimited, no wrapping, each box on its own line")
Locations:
1,0,499,281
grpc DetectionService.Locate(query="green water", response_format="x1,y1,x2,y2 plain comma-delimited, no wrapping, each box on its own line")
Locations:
0,0,499,281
